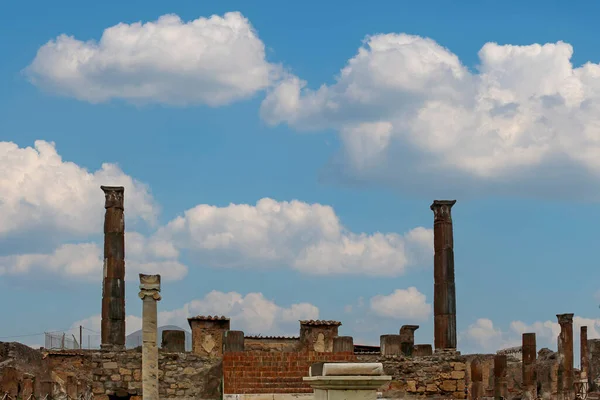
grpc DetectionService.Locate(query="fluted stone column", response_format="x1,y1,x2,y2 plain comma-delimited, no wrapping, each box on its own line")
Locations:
522,333,537,400
139,274,161,400
431,200,457,351
557,313,574,400
101,186,126,350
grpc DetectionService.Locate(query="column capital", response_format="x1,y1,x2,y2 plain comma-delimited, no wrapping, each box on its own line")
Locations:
139,274,161,301
430,200,456,221
557,313,574,325
101,186,124,209
400,325,420,334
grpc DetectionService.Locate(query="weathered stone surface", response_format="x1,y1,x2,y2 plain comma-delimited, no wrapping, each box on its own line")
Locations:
431,199,457,351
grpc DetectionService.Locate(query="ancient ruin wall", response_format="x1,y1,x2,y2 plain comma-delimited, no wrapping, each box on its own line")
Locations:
222,350,356,394
244,337,300,352
34,349,221,400
357,353,468,399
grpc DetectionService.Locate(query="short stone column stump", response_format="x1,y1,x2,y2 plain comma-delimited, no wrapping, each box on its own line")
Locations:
303,362,391,400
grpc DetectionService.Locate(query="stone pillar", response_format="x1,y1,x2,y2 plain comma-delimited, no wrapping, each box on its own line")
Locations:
380,335,402,356
431,200,457,351
223,330,245,352
188,316,230,357
399,325,419,356
494,354,507,400
304,363,391,400
161,330,185,352
470,359,483,400
582,326,589,383
299,320,341,352
100,185,126,350
138,274,161,400
522,333,537,400
333,336,354,353
557,313,574,399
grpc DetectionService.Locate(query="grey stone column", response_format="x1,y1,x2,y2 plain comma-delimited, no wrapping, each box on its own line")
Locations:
139,274,161,400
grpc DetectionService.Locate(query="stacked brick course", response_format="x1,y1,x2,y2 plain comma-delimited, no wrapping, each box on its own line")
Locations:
222,351,356,394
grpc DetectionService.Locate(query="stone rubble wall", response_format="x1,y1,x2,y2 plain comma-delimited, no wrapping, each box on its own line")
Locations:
357,353,468,399
23,349,221,400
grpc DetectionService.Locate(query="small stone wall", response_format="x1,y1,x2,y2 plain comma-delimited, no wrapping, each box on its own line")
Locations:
44,349,222,400
357,353,468,399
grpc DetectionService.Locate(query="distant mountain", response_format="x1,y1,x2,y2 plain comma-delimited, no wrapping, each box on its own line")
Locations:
126,325,192,351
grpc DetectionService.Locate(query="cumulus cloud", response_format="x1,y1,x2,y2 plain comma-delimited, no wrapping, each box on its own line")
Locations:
261,35,600,198
369,287,431,320
26,12,280,106
1,140,430,281
73,290,319,347
461,318,515,353
156,198,432,276
0,140,156,240
0,232,188,281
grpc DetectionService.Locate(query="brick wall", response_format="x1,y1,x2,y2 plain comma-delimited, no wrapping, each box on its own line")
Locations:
222,351,357,394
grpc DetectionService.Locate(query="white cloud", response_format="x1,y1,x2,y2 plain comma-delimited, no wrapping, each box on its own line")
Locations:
0,140,156,239
261,35,600,198
461,318,513,353
157,197,432,276
0,140,430,282
73,290,319,342
0,232,187,281
369,287,431,320
26,12,281,106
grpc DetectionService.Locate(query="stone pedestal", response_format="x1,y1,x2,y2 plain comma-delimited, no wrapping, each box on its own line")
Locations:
139,274,161,400
303,363,391,400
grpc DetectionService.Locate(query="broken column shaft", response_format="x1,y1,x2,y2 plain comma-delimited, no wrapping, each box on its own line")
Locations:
100,186,126,349
522,333,537,400
557,313,574,399
431,200,457,351
139,274,161,400
470,359,483,400
494,354,507,400
582,326,589,382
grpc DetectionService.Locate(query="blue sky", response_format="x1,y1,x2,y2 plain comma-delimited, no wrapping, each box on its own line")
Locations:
1,0,600,357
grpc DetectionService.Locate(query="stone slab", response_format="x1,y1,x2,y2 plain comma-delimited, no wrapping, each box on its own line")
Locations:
320,363,385,377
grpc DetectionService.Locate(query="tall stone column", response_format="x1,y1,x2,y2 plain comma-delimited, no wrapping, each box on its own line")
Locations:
582,326,589,382
100,186,126,350
522,333,537,400
139,274,161,400
431,200,457,351
557,313,574,400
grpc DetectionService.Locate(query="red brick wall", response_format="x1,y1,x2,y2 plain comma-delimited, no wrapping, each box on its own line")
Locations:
223,351,357,394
